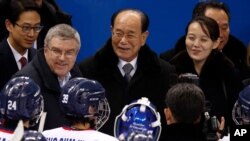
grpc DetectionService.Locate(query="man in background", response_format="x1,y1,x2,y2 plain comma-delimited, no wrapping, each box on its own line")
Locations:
0,0,41,90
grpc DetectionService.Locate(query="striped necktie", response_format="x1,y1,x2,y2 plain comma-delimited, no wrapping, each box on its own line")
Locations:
122,63,133,82
19,57,27,68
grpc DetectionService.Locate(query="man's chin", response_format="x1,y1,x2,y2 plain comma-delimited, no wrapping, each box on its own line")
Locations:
217,44,224,50
23,45,33,49
56,72,68,78
218,47,224,51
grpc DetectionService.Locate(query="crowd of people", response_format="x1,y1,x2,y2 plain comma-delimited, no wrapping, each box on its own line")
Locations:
0,0,249,141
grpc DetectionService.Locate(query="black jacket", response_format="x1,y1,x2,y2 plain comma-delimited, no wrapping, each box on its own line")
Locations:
13,49,82,130
169,50,243,131
78,38,177,140
0,38,36,90
165,123,207,141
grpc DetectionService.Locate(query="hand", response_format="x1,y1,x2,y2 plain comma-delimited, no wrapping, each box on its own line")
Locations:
216,116,225,140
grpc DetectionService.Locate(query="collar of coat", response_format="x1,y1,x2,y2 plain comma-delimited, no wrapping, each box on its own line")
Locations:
170,50,235,78
94,38,162,74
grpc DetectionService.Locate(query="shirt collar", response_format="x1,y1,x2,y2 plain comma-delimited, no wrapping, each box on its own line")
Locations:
7,38,28,69
58,72,71,88
118,57,138,76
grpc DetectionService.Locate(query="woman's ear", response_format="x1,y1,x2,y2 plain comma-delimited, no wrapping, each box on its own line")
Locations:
212,38,220,49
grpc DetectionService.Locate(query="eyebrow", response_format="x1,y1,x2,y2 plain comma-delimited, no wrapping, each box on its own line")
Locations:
50,46,76,51
20,22,41,26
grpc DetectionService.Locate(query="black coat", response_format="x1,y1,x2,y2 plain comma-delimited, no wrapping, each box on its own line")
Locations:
169,50,243,130
36,0,72,49
160,35,250,80
0,38,36,90
13,49,82,130
165,123,207,141
78,38,177,140
0,0,9,42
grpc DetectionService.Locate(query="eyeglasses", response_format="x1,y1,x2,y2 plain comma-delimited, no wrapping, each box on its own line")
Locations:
47,47,77,58
15,23,43,33
112,31,139,40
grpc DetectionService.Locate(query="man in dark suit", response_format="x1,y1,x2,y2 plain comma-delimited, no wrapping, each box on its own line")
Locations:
0,0,41,90
78,8,177,140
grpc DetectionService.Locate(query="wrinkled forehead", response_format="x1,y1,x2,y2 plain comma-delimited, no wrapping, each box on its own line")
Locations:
48,37,80,49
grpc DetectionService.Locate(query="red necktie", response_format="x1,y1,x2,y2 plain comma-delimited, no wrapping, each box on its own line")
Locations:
19,57,27,68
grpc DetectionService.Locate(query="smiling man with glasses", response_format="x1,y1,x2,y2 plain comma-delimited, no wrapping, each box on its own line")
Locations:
0,0,41,90
78,9,177,140
13,24,82,131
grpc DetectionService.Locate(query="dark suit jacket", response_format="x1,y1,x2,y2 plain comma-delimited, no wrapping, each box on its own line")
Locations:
0,38,36,90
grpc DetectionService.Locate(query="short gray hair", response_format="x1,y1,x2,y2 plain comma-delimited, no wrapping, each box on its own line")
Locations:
44,24,81,48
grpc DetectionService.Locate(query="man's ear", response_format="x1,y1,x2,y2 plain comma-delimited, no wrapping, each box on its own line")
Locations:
110,25,113,34
164,108,174,125
5,19,13,32
141,31,149,46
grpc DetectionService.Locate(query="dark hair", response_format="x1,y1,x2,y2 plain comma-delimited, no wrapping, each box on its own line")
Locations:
0,119,28,130
192,1,230,21
165,83,205,123
185,16,220,41
66,115,95,129
111,8,149,33
7,0,40,24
